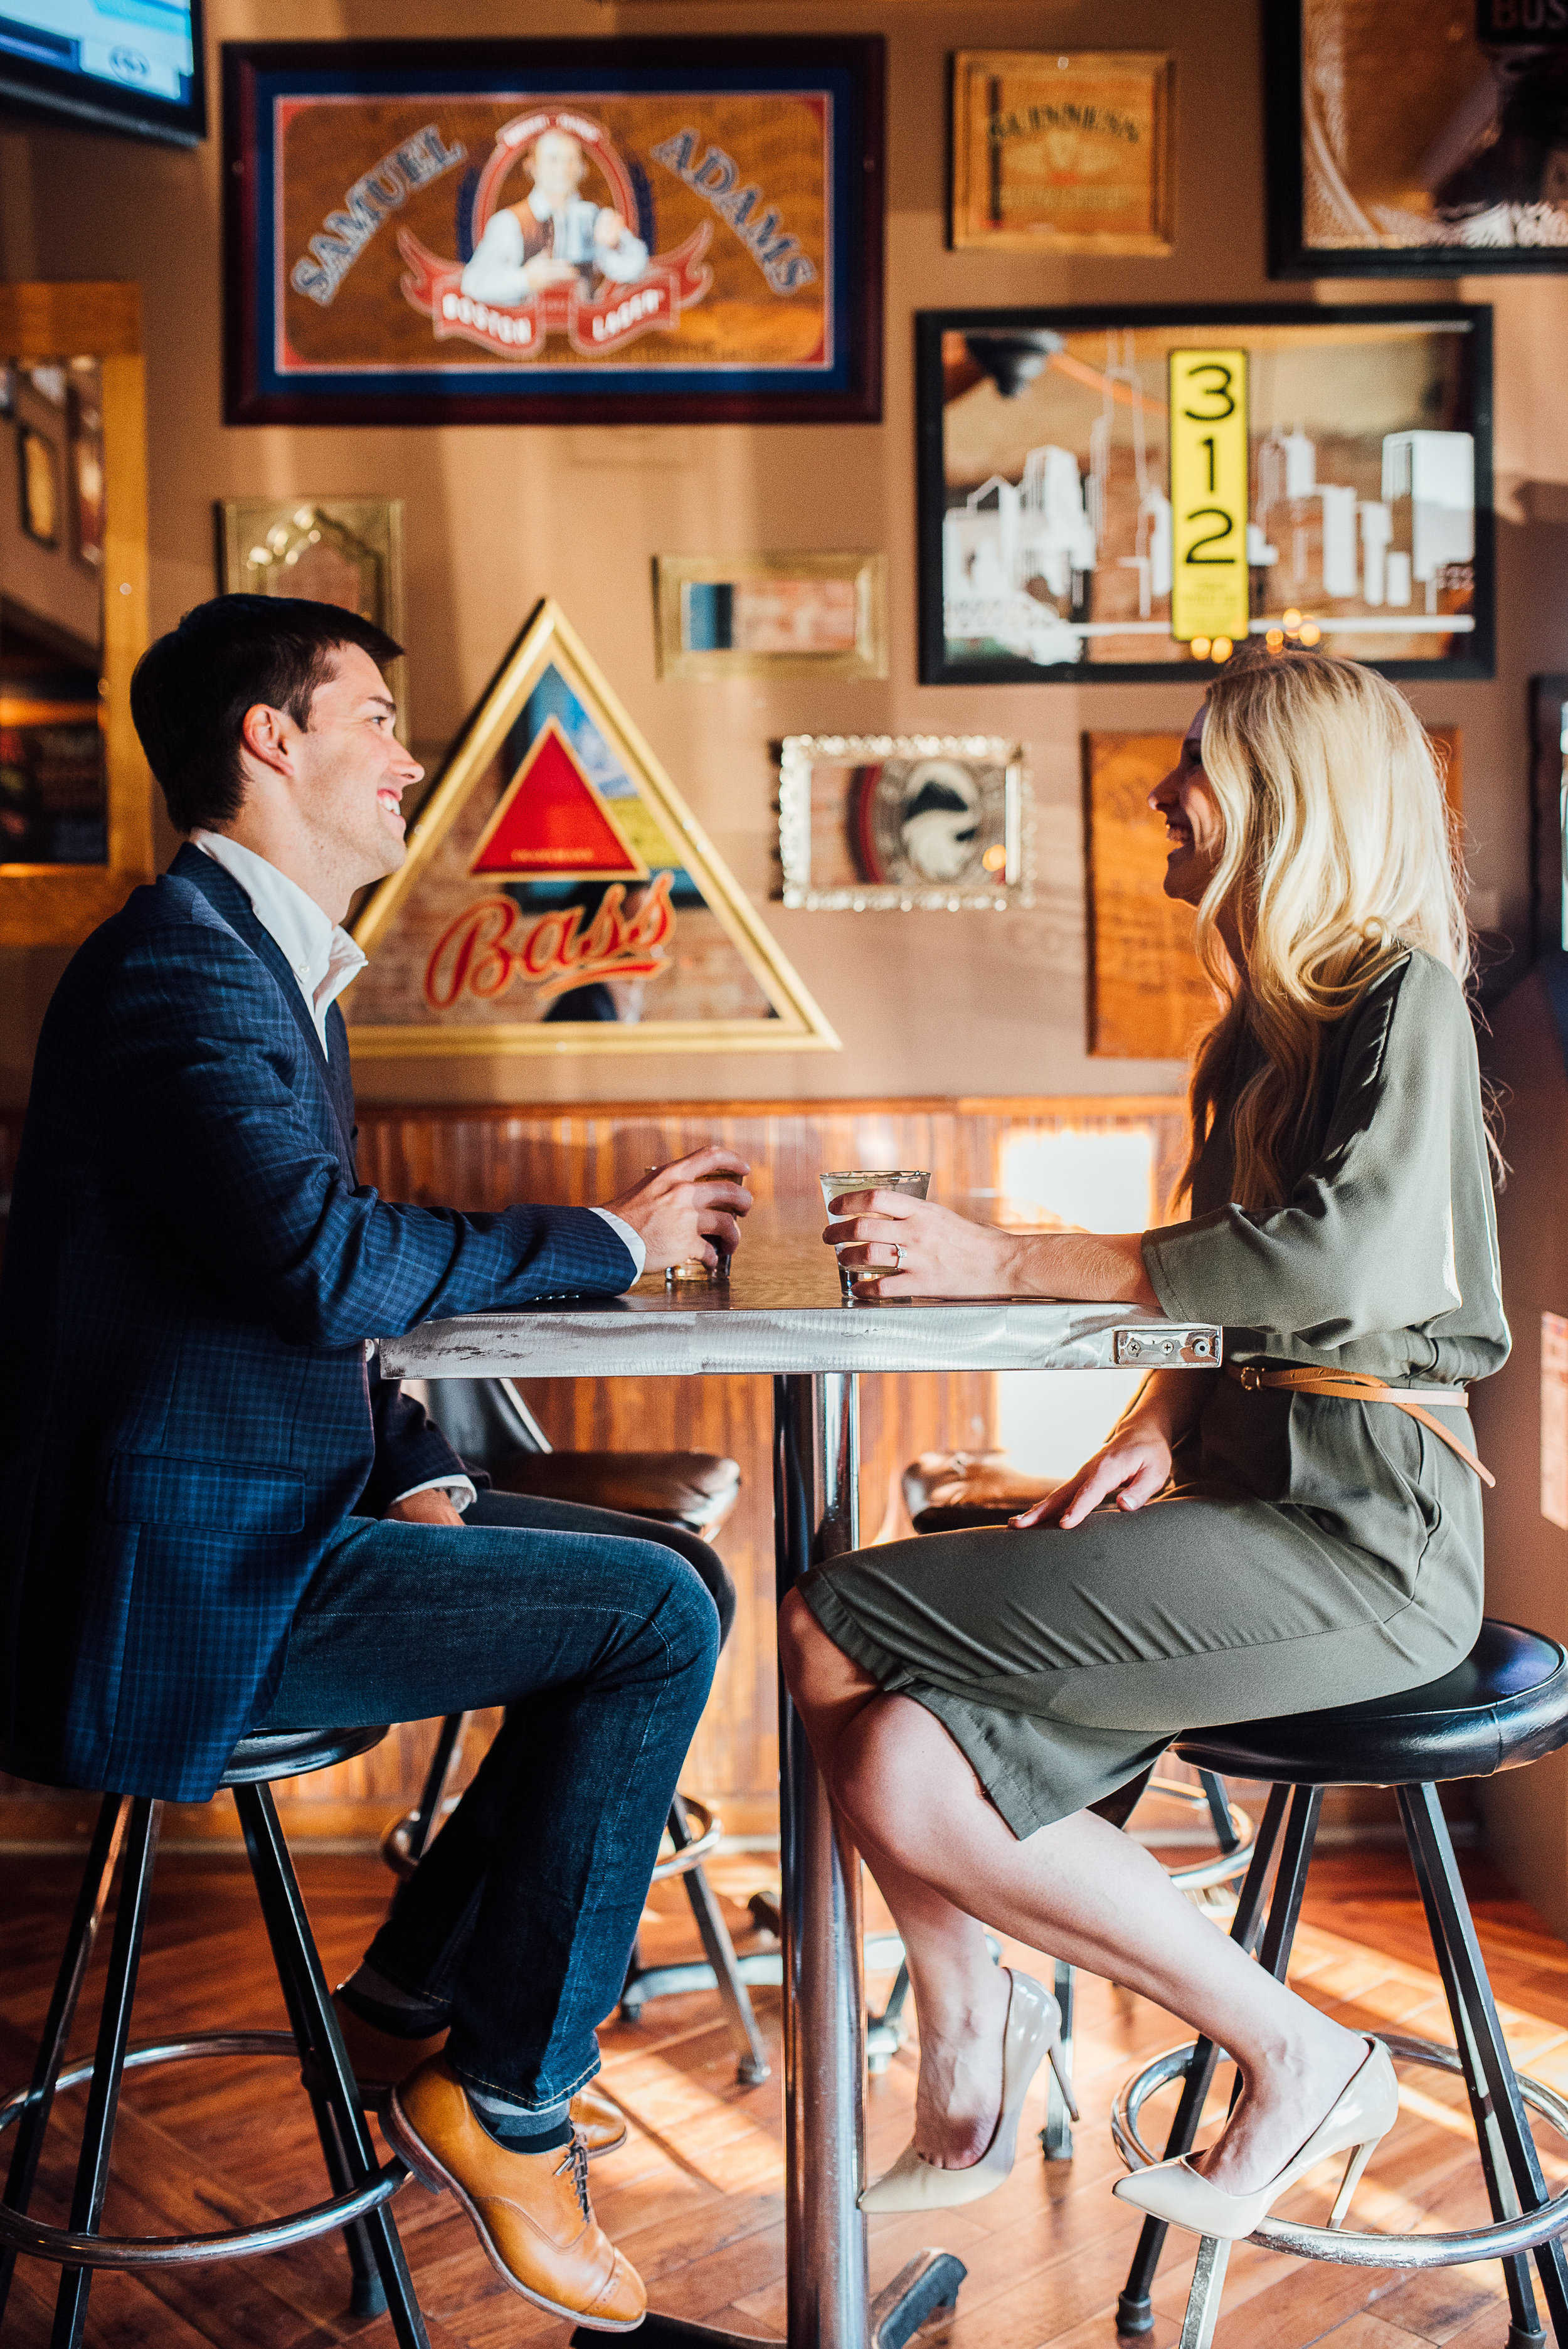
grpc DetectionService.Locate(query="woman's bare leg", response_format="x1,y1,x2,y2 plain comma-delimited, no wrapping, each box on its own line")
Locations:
778,1590,1369,2191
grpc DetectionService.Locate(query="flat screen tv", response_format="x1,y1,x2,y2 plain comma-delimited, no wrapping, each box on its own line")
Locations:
0,0,204,147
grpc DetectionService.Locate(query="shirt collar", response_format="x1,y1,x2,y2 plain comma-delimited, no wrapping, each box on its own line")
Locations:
190,830,366,1027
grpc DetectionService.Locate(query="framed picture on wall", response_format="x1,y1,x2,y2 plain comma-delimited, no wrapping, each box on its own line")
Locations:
654,551,886,679
223,37,884,426
916,302,1494,686
777,732,1030,911
17,425,60,548
66,367,105,572
1266,1,1568,275
950,50,1176,257
218,497,408,734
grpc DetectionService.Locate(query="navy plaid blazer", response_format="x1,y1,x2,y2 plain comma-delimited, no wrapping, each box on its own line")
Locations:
0,844,635,1801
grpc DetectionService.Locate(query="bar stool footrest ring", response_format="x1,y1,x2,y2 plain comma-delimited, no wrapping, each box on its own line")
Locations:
0,2029,408,2268
1113,2030,1568,2270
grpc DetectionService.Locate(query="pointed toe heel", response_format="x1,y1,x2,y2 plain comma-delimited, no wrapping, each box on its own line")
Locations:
859,1969,1067,2213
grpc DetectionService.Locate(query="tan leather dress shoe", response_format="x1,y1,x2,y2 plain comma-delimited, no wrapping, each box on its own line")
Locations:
386,2056,646,2331
315,1996,628,2153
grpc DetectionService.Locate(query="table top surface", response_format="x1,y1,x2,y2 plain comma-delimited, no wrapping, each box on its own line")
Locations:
378,1226,1221,1381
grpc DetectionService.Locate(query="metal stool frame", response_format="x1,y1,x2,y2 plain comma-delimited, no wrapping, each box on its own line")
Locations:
386,1710,771,2086
0,1771,428,2349
1114,1779,1568,2349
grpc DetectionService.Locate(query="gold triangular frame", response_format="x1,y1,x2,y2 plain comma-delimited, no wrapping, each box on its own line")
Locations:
347,598,840,1057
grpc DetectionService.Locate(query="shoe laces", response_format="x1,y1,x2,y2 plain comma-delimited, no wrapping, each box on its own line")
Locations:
554,2132,591,2219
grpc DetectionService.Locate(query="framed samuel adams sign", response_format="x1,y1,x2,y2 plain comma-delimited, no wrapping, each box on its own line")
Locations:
222,38,884,425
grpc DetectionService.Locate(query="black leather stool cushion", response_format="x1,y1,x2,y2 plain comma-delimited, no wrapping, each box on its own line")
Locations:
489,1448,741,1535
1175,1620,1568,1788
0,1725,388,1794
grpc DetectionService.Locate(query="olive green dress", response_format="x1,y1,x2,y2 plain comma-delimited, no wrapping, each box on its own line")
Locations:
801,951,1509,1837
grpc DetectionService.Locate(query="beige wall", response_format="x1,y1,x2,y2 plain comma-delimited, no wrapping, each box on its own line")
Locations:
3,0,1568,1111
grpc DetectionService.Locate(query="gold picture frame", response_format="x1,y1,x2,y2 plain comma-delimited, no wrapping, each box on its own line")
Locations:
346,597,839,1058
951,50,1176,257
654,552,887,681
218,497,408,738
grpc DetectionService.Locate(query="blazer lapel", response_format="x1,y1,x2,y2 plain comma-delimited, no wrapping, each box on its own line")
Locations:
169,843,358,1179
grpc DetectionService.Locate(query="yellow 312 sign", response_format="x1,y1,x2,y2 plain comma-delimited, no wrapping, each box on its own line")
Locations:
1169,348,1249,645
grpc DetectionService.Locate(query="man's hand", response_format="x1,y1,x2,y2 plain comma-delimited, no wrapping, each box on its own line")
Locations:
386,1488,467,1528
1009,1422,1174,1532
524,253,581,289
595,212,626,248
603,1146,752,1275
826,1190,1018,1299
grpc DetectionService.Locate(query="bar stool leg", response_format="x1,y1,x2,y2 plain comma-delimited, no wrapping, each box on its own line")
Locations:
1398,1784,1567,2345
49,1796,161,2349
0,1794,128,2330
669,1796,771,2084
1116,1782,1295,2336
234,1782,431,2349
1176,2234,1233,2349
405,1711,469,1867
1041,1958,1076,2161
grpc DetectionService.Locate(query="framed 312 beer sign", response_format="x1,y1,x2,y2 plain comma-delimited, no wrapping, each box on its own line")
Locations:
916,302,1494,685
222,38,884,425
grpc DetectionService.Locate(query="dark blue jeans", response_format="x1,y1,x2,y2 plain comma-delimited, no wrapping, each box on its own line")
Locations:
259,1497,719,2111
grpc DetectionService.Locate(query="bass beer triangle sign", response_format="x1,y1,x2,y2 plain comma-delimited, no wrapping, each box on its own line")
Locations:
346,598,839,1058
469,717,648,882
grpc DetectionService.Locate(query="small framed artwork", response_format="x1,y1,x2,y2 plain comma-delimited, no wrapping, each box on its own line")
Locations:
17,425,60,548
654,553,886,680
1267,0,1568,276
1085,725,1463,1056
218,497,408,734
950,51,1175,257
223,36,884,427
778,733,1030,911
917,302,1494,685
66,366,105,572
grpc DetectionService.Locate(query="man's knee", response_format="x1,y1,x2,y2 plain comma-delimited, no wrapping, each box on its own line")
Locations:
627,1540,722,1680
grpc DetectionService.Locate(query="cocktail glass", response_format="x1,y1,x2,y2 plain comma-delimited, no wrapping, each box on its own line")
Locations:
819,1169,931,1302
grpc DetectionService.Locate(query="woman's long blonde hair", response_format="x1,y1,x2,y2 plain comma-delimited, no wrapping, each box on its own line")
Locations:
1177,650,1469,1215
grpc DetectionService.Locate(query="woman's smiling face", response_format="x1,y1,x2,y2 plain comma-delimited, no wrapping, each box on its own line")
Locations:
1148,706,1225,908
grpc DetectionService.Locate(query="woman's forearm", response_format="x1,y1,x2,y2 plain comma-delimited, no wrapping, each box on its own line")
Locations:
1006,1229,1159,1308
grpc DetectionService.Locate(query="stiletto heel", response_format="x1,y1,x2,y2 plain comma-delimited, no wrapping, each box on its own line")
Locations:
859,1970,1062,2212
1046,2029,1079,2124
1328,2134,1375,2229
1113,2037,1398,2243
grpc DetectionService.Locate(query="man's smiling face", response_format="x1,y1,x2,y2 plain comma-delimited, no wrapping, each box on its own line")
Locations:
289,644,423,893
1148,704,1226,908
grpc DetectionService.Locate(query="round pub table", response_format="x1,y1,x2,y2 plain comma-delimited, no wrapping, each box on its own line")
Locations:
377,1228,1220,2349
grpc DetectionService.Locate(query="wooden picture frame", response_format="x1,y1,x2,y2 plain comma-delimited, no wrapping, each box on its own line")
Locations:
777,732,1030,911
17,425,60,548
654,552,886,681
0,282,154,948
223,36,884,427
218,496,408,736
918,302,1495,686
1266,0,1568,277
950,50,1175,257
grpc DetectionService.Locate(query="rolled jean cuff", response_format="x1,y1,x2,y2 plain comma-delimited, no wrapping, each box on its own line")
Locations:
452,2049,599,2116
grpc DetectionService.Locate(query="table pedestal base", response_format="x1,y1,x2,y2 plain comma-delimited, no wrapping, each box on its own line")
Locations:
596,2251,968,2349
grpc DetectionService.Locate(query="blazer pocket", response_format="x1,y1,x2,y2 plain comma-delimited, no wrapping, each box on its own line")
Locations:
106,1450,305,1534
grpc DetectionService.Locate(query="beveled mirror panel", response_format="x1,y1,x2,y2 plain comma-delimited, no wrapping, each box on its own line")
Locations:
0,284,152,947
654,552,886,681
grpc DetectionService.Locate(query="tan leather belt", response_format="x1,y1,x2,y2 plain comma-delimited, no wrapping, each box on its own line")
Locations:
1226,1362,1495,1489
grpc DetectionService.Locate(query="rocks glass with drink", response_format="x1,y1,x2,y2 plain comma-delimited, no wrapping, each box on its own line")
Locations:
820,1169,931,1302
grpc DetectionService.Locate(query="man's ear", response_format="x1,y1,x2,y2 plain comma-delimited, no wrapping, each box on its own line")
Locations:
238,701,294,783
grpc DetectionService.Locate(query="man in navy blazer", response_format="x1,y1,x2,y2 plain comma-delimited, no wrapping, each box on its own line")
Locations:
0,595,753,2330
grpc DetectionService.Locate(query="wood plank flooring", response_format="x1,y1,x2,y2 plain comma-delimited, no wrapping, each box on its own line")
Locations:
3,1839,1566,2349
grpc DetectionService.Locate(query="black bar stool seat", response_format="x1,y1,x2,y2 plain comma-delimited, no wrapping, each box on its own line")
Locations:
0,1726,431,2349
1114,1618,1568,2349
1179,1618,1568,1787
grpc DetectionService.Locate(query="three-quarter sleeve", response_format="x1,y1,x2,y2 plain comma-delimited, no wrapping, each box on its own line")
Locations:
1142,955,1478,1350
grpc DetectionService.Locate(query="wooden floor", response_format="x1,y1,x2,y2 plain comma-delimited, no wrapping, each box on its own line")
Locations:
3,1837,1568,2349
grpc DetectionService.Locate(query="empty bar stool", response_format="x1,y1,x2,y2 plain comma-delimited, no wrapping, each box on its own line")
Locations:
0,1727,428,2348
895,1446,1256,2160
386,1375,769,2086
1113,1618,1568,2349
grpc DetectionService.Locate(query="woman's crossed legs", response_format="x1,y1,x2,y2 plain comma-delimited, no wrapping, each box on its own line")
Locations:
776,1588,1368,2195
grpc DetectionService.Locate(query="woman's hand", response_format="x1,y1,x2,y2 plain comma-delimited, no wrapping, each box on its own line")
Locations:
826,1190,1019,1298
1010,1421,1175,1531
605,1146,753,1273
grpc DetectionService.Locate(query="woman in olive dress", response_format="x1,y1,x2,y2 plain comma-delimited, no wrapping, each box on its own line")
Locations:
780,650,1506,2240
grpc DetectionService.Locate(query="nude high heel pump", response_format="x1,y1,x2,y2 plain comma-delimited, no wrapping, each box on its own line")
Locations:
1112,2036,1398,2242
859,1969,1076,2213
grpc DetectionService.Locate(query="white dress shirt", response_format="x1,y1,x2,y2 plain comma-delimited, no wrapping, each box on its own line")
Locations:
190,830,646,1512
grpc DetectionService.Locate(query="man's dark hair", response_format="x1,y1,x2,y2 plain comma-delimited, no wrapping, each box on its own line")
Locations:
130,595,403,834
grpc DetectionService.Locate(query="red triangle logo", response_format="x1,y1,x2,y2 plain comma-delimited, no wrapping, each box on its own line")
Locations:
469,716,648,880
